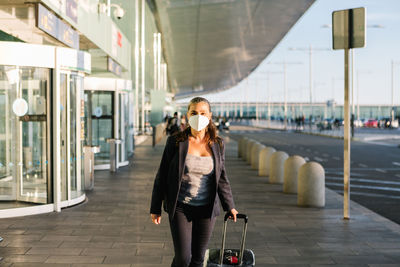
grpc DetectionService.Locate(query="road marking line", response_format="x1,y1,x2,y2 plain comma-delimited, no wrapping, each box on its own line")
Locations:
375,168,386,173
326,176,400,186
392,162,400,167
331,190,400,200
333,157,340,160
359,163,368,168
322,153,330,157
326,182,400,192
396,174,400,178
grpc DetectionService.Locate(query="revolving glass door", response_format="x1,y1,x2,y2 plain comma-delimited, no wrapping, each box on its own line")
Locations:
0,66,50,204
84,91,114,166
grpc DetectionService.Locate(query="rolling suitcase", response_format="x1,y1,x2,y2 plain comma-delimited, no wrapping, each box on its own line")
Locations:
205,213,255,266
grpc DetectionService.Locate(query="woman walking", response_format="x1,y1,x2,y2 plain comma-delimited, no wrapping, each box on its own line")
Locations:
150,97,238,267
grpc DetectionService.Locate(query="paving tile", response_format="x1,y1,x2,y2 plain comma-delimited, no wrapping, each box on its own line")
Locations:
369,265,400,267
2,255,49,263
45,256,104,264
6,240,63,248
274,256,336,264
40,235,92,242
103,255,162,264
332,255,396,264
26,247,83,255
11,264,71,267
111,242,164,249
80,248,136,256
59,241,113,249
72,265,131,267
0,247,30,255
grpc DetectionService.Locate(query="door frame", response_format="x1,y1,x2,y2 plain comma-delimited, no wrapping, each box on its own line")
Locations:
58,70,84,204
16,68,51,204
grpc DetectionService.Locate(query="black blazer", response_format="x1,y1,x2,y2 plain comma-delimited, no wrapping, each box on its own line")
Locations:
150,134,235,219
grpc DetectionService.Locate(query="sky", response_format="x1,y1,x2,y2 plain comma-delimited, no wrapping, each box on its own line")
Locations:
178,0,400,105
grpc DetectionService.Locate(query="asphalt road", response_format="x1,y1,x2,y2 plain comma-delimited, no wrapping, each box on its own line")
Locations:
226,125,400,224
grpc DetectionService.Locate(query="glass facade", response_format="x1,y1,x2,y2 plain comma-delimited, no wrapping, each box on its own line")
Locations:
83,82,135,169
60,73,85,200
120,92,130,163
0,66,50,205
70,74,85,199
85,91,114,165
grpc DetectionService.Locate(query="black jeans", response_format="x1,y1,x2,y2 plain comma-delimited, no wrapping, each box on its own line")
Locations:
169,202,216,267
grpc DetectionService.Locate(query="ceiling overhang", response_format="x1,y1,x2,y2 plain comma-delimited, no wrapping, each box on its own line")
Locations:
152,0,315,98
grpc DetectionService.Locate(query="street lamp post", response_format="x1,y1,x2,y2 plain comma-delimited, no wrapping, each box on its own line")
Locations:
268,61,302,130
289,46,329,129
356,70,372,121
391,61,400,123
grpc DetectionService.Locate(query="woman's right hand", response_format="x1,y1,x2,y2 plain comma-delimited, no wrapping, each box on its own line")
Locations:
151,214,161,225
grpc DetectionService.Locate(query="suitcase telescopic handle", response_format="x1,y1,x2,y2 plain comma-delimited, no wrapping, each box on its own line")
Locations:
224,212,248,223
219,212,248,265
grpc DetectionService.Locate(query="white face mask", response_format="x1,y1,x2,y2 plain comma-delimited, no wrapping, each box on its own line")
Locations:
188,114,209,131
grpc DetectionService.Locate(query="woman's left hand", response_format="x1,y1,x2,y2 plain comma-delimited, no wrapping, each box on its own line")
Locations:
230,208,239,222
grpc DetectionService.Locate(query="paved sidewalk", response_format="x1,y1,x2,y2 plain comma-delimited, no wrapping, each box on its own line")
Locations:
0,136,400,266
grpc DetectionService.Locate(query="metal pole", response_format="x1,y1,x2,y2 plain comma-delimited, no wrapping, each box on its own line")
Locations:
246,78,249,118
135,0,139,133
309,45,313,130
344,48,351,220
153,33,157,91
284,62,287,130
309,45,313,115
267,73,271,128
240,100,243,118
357,71,360,120
158,33,162,91
351,50,355,138
160,63,164,91
391,60,395,121
351,50,355,114
141,0,145,134
255,81,258,122
165,63,168,91
107,0,111,16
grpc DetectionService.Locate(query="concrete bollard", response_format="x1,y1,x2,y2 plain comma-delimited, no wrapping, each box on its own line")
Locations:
241,137,250,159
298,162,325,207
245,140,256,163
258,147,276,176
247,141,259,164
283,155,306,194
251,143,266,170
238,137,247,158
269,151,289,184
240,138,250,160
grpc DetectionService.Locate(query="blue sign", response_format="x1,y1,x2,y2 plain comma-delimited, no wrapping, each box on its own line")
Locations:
107,56,122,76
37,3,79,49
66,0,78,24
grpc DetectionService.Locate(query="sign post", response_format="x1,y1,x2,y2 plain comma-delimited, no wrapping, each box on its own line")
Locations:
332,7,366,220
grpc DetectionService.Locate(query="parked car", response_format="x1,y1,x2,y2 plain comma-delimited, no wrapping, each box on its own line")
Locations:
378,118,399,129
354,119,363,128
364,119,378,128
222,120,230,130
317,119,333,131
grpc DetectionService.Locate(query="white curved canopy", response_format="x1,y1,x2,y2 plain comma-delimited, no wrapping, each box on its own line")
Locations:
152,0,315,98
